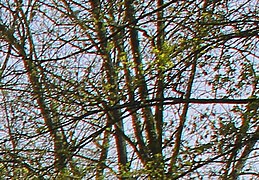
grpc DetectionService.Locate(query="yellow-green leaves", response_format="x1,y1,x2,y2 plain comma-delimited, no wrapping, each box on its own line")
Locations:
153,42,175,71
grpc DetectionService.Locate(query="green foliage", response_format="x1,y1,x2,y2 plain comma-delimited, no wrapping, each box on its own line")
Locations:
153,42,175,71
0,0,258,179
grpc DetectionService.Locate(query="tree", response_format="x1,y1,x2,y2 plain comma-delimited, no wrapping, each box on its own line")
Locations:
0,0,258,179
